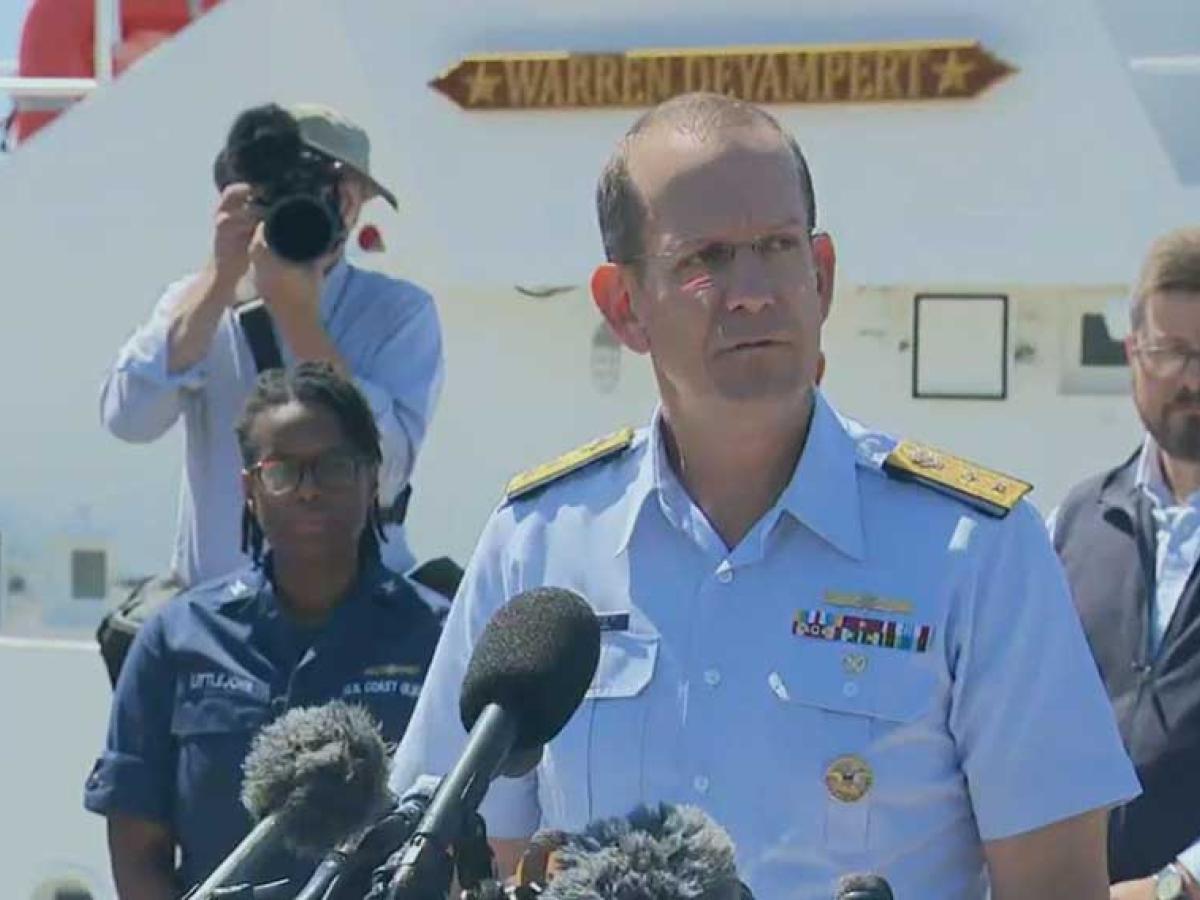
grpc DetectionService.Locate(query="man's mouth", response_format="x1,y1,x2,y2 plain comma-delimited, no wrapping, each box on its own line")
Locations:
723,338,784,353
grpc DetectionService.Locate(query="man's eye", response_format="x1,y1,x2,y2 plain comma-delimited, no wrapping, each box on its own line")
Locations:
758,234,800,254
694,244,735,269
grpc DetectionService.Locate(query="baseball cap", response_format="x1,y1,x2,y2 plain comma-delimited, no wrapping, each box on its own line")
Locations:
286,102,398,210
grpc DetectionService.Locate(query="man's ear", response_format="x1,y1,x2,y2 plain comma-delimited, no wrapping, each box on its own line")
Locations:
811,232,836,322
338,175,366,229
591,263,650,354
1123,333,1138,365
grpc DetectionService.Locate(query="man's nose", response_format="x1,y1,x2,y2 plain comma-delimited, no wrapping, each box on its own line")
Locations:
723,247,774,314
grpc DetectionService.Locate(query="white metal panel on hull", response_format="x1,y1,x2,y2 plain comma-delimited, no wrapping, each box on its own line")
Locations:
0,637,116,900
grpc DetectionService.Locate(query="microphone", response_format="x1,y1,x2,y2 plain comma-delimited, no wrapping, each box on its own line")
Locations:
537,803,751,900
187,701,391,900
310,777,441,900
835,873,894,900
387,586,602,898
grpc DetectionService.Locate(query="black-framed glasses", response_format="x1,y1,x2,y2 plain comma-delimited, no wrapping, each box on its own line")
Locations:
628,228,816,294
1132,342,1200,380
246,451,366,496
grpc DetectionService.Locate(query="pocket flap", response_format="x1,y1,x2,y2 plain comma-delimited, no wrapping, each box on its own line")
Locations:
170,692,270,737
585,632,659,700
780,641,938,723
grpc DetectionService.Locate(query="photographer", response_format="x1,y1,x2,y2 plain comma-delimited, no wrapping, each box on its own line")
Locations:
101,102,443,586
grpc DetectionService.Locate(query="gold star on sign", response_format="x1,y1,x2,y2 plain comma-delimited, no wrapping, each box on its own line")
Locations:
464,62,503,106
932,49,975,96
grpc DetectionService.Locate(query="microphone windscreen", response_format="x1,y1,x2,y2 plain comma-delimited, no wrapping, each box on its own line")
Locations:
459,587,601,750
541,803,743,900
835,873,894,900
241,701,392,858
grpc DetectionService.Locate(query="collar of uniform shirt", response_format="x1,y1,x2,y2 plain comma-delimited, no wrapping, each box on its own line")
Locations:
215,551,400,620
612,390,865,562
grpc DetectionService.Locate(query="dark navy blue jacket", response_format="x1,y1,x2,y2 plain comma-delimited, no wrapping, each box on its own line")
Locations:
84,555,441,892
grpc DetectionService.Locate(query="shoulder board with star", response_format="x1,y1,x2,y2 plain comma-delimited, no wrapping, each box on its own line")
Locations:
882,440,1031,517
505,427,635,502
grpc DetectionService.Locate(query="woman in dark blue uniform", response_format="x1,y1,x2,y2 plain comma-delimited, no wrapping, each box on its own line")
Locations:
84,361,443,899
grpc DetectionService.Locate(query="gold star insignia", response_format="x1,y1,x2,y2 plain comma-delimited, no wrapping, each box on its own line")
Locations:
465,62,503,106
932,49,976,96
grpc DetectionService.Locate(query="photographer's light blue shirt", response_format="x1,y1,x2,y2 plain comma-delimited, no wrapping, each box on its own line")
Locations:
100,260,444,584
392,391,1138,900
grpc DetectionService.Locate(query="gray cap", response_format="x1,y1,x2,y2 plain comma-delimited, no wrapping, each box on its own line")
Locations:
286,102,398,210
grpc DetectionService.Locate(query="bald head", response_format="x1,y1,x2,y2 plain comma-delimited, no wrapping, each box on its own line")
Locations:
596,93,817,264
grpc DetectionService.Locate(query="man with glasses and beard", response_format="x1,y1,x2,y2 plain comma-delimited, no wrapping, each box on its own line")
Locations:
84,363,442,899
1053,227,1200,900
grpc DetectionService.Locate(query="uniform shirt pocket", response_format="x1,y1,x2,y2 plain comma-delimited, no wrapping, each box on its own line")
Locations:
540,631,659,830
170,692,272,830
766,641,942,852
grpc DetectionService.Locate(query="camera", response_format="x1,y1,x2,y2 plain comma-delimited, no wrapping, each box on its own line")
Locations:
216,104,346,264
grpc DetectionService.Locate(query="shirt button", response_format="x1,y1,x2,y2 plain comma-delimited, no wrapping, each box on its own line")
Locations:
693,775,710,794
704,669,722,687
716,564,733,584
842,682,860,698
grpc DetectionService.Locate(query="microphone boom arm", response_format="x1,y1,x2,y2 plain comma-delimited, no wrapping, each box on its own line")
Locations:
387,705,519,898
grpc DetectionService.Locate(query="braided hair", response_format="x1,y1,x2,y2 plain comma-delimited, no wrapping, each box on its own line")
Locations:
235,361,387,565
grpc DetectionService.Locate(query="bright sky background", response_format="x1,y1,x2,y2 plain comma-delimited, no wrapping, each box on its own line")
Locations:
0,1,30,124
1,1,26,58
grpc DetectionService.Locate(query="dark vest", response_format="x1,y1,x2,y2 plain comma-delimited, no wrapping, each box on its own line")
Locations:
1055,452,1200,880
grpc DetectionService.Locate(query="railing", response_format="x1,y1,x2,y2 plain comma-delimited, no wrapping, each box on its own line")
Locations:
0,0,119,110
1129,55,1200,75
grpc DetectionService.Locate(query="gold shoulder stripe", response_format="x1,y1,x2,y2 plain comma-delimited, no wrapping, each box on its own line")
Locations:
505,427,635,501
883,440,1031,517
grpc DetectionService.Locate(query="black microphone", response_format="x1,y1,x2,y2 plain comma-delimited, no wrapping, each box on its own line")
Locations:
387,586,602,898
538,803,751,900
313,777,441,900
187,700,391,899
835,873,894,900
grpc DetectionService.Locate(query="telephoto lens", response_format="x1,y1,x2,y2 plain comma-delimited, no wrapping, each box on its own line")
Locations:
221,104,346,263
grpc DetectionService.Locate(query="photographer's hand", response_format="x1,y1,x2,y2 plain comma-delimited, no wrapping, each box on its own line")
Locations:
165,184,256,374
252,224,349,375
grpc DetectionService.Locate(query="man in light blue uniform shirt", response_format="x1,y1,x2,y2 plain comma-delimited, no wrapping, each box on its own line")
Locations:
101,102,443,586
392,93,1137,899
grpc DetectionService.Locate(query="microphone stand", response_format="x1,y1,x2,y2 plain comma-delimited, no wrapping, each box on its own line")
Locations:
453,812,496,893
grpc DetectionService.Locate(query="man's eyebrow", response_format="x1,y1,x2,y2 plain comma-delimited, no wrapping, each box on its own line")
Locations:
663,217,809,250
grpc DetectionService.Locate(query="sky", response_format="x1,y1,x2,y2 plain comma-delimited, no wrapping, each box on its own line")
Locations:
1,1,25,58
0,1,30,123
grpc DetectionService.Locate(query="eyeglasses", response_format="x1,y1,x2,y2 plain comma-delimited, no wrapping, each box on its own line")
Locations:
246,451,366,496
628,230,814,294
1132,343,1200,380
